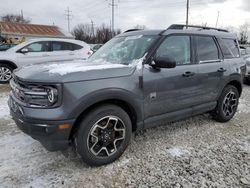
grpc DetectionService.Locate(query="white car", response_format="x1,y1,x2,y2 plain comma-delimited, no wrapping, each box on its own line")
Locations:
0,38,91,83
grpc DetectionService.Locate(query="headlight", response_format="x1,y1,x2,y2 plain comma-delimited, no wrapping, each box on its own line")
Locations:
24,86,60,107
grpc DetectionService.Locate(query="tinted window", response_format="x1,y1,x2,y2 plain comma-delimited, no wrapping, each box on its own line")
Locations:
196,36,219,62
52,42,74,51
222,39,240,58
25,41,50,52
156,35,191,65
73,44,83,50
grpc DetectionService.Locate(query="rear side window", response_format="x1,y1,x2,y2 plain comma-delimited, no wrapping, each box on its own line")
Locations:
52,42,74,51
195,36,219,62
220,39,240,58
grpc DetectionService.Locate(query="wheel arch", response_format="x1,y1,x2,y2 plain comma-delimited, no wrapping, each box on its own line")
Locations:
226,80,242,96
0,60,17,69
68,90,143,140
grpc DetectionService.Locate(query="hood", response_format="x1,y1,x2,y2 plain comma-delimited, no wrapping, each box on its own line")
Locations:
14,60,137,83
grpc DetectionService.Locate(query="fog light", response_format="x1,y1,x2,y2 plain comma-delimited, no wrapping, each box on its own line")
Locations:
58,124,71,129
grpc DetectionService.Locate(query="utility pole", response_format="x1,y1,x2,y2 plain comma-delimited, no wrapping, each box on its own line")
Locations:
215,11,220,27
21,10,24,20
186,0,189,28
109,0,118,36
65,7,73,32
91,20,95,37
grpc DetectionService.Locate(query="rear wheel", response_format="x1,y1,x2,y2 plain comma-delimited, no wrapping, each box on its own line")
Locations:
244,77,250,85
0,64,13,84
212,85,239,122
75,105,132,166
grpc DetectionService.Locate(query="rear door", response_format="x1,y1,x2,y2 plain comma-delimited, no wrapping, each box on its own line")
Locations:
194,35,227,103
49,41,81,61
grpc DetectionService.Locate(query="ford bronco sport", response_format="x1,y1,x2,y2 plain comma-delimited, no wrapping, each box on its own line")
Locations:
9,24,245,166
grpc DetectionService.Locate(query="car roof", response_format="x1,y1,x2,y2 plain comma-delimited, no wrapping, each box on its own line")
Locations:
26,38,88,46
118,24,236,39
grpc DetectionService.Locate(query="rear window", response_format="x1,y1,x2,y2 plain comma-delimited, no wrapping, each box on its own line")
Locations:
195,36,219,62
220,39,240,58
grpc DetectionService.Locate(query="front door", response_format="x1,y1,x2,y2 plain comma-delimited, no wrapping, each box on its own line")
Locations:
16,41,51,66
143,35,201,121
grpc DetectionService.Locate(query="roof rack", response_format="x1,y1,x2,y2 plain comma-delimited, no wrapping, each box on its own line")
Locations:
124,29,142,33
167,24,229,33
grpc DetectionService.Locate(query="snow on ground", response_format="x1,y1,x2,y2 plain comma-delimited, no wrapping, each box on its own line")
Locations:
0,92,10,119
0,85,250,187
166,146,191,157
238,98,250,113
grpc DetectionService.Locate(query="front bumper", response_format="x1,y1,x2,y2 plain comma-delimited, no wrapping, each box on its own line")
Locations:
8,96,75,151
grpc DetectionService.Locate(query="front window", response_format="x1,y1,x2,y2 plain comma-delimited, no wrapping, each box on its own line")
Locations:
25,41,50,52
155,35,191,65
89,35,157,65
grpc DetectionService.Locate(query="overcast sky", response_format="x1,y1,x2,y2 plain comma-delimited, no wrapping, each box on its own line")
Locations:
2,0,250,32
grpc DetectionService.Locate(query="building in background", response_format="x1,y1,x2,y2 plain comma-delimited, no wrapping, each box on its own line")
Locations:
0,21,74,44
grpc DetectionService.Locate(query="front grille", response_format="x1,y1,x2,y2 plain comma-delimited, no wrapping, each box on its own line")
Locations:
10,76,49,107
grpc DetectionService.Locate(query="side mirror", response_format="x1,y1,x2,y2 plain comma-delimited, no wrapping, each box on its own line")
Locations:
151,56,176,69
20,48,29,54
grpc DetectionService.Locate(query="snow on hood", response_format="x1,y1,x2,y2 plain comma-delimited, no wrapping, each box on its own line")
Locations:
24,56,146,76
46,61,129,76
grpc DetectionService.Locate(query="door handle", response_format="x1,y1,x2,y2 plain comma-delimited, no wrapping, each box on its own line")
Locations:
183,71,195,77
217,68,227,72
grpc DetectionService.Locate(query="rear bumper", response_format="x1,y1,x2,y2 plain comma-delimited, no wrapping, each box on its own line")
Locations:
9,98,75,151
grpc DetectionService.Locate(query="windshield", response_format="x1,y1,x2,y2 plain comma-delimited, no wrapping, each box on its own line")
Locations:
89,35,157,65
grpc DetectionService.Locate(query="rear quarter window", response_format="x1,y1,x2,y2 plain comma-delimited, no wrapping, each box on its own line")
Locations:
73,44,83,50
218,38,240,59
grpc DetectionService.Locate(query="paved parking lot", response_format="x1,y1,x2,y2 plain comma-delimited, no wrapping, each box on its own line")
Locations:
0,84,249,188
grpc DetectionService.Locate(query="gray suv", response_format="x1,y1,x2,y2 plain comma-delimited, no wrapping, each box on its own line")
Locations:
9,24,246,166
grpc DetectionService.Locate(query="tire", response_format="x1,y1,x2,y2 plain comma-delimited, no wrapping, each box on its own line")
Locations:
244,77,250,85
212,85,239,122
75,105,132,166
0,64,13,84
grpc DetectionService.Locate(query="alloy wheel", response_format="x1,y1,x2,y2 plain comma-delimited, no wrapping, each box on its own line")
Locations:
0,67,12,82
222,91,237,117
87,116,126,157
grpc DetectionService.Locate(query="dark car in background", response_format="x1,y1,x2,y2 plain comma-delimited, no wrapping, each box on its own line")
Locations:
0,43,16,51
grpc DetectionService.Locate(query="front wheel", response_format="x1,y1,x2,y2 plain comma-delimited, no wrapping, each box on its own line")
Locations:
0,64,13,84
212,85,239,122
75,105,132,166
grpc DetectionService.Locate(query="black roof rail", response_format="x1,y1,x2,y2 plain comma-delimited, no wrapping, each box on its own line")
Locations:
124,29,142,33
168,24,229,33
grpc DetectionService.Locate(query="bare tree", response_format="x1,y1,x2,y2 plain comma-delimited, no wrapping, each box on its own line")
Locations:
134,24,147,30
238,23,249,45
1,14,31,24
72,23,121,44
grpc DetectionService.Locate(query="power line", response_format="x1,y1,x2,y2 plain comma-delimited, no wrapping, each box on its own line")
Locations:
65,7,73,32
